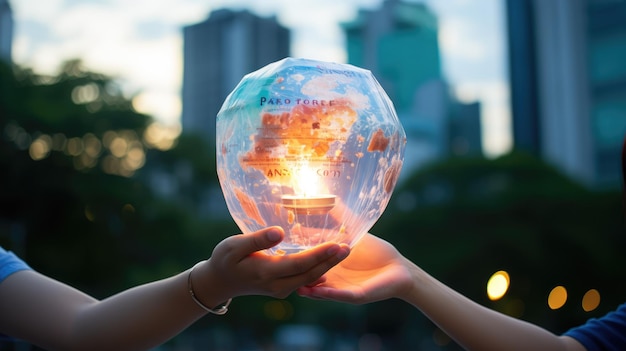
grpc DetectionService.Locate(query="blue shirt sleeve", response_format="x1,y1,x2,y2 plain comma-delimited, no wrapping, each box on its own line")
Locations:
0,246,32,283
563,303,626,351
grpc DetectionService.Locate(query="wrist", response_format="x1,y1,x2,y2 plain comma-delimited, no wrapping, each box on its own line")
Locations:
188,260,232,314
398,258,424,305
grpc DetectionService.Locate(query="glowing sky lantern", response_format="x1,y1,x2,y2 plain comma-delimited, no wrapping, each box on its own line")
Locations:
216,58,406,255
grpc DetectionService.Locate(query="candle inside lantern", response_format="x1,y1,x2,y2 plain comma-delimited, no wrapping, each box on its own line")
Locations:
281,194,336,215
281,164,337,215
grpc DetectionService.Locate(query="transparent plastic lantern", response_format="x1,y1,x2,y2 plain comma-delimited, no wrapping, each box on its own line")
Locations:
216,57,406,255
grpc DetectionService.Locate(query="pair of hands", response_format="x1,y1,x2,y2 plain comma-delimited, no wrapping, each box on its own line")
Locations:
203,226,413,305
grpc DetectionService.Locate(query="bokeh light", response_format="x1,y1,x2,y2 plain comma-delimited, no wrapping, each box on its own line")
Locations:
582,289,601,312
143,122,180,151
109,136,129,158
29,135,52,160
66,137,84,156
83,133,102,158
5,121,162,178
71,83,100,104
548,286,568,310
487,270,510,301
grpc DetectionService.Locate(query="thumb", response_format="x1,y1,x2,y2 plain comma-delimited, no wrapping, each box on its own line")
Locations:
240,226,285,254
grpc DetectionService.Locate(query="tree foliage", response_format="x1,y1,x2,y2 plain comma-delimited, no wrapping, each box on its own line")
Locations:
0,60,231,298
370,152,626,337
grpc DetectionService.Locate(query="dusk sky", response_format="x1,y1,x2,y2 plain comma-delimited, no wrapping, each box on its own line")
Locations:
9,0,510,156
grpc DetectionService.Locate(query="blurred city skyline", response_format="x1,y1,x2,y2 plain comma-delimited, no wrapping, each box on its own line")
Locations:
7,0,510,157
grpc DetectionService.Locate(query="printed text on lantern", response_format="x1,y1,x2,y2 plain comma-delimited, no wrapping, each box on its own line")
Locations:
259,97,336,107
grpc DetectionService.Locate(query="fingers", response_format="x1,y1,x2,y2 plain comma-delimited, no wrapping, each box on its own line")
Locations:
297,285,362,304
306,276,327,287
223,227,285,259
262,244,350,294
251,226,285,251
297,243,350,283
253,244,348,299
275,243,349,278
213,227,351,299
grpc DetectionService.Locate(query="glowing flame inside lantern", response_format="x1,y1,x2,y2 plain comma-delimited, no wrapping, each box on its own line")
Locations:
281,163,336,215
294,164,321,196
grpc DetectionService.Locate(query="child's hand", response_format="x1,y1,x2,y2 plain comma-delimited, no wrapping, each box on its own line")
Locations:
192,226,350,306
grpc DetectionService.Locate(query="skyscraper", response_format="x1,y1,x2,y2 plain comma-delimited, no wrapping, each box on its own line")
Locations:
0,0,13,63
506,0,626,188
587,0,626,187
343,0,442,113
506,0,540,155
342,0,482,175
181,9,290,145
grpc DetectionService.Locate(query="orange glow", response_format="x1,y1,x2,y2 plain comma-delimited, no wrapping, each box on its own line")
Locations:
293,164,323,196
582,289,601,312
548,286,568,310
240,101,357,188
487,270,510,301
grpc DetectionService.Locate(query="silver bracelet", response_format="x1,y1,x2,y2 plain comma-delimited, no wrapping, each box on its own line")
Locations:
187,261,232,315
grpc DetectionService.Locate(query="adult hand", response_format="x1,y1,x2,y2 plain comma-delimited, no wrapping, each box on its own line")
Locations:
297,233,415,304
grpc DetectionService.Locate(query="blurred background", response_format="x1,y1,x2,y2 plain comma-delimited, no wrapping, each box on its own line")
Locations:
1,0,625,350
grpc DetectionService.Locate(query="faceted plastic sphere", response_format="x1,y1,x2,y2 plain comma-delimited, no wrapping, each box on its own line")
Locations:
216,57,406,255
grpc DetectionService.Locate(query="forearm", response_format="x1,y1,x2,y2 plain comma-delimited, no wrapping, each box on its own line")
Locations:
403,261,583,351
71,269,209,351
1,267,214,351
2,227,347,351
